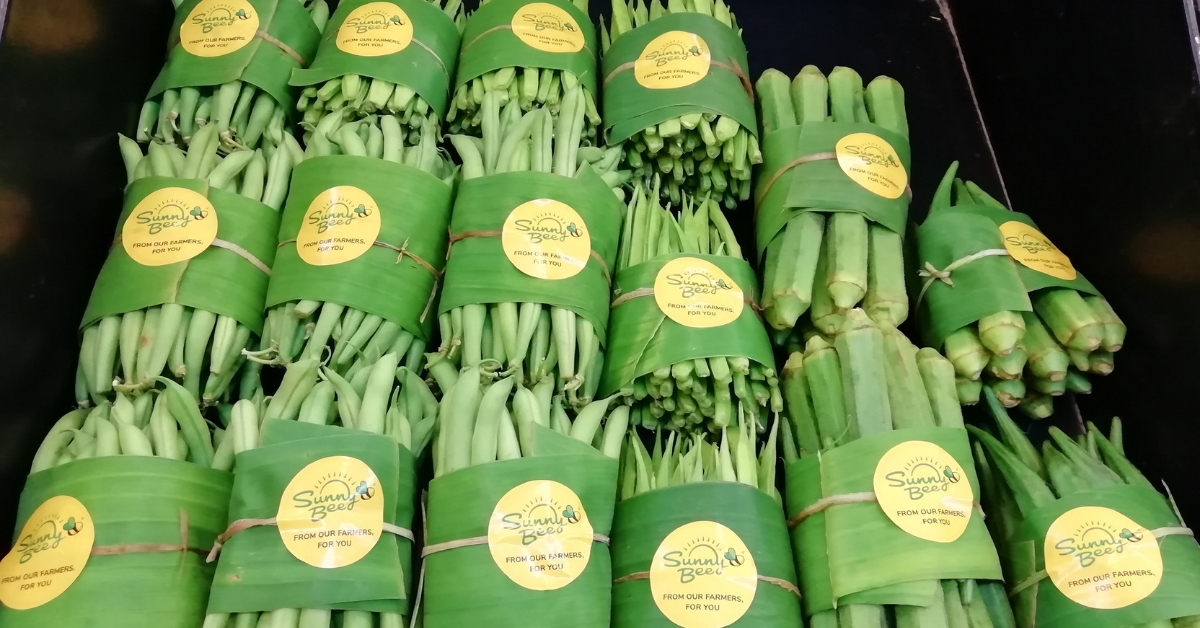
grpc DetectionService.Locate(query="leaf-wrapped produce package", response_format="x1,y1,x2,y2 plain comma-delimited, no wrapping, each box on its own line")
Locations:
915,163,1125,417
449,0,599,139
753,66,913,339
971,397,1200,628
602,0,759,208
781,311,1013,627
290,0,464,149
140,0,327,153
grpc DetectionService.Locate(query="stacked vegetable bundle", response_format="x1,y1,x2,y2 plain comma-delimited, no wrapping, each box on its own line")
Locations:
916,163,1125,418
602,0,759,208
754,66,911,340
782,310,1014,628
971,396,1200,628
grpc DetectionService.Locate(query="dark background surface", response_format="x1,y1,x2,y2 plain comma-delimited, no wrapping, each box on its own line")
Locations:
0,0,1195,537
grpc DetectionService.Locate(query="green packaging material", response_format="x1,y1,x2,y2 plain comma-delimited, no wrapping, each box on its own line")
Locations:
610,482,803,628
207,420,416,614
422,426,619,628
265,155,453,344
784,427,1003,615
290,0,461,118
753,121,912,262
597,253,774,398
455,0,597,93
0,457,233,627
437,169,624,344
82,177,280,334
150,0,322,116
1006,484,1200,628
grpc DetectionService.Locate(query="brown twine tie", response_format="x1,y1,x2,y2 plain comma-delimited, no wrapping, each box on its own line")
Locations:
460,24,596,59
611,570,801,598
91,509,207,558
167,29,309,66
610,286,762,313
603,56,754,103
205,516,415,563
447,228,612,285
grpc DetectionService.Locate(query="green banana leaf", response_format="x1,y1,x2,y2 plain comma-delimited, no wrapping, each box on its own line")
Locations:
963,205,1101,296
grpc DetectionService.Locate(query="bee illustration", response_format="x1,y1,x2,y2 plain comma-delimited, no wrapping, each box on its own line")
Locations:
943,466,961,484
566,223,581,237
190,206,209,220
63,517,82,537
563,505,580,524
353,204,371,218
724,548,744,567
714,279,730,290
356,481,376,500
235,9,250,20
390,15,403,25
688,46,701,56
1119,528,1143,543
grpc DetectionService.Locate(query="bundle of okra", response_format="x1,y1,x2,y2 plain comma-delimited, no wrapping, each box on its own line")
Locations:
603,0,760,209
756,66,910,336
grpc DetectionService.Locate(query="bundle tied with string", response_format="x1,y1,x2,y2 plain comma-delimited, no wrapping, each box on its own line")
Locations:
0,456,232,626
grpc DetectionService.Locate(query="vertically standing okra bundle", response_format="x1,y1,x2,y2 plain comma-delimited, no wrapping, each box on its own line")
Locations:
782,311,1015,628
602,0,759,208
292,0,465,149
755,66,912,338
140,0,327,152
917,163,1126,417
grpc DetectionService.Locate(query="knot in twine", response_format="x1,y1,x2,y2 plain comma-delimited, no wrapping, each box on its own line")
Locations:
916,248,1010,307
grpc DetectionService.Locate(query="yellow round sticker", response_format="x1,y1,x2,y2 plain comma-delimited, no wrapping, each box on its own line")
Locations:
297,186,382,266
649,521,757,628
180,0,259,57
276,456,385,569
0,496,94,610
999,221,1078,281
122,187,218,267
654,257,744,329
872,441,974,543
835,133,908,200
501,199,591,280
1044,506,1163,609
511,3,585,53
336,2,413,57
487,480,593,591
635,31,711,90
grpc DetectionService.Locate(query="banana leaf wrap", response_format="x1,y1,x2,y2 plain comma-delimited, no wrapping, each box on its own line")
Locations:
601,12,754,146
0,457,233,627
969,205,1101,296
753,121,911,262
423,425,618,628
454,0,597,93
207,420,416,614
149,0,322,118
597,253,773,398
783,426,1003,615
265,155,452,344
1005,484,1200,628
82,177,280,335
610,482,803,628
290,0,460,118
437,169,623,345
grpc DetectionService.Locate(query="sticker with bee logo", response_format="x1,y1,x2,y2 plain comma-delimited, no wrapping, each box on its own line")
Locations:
277,456,385,568
487,480,593,590
511,3,585,53
297,186,382,266
180,0,260,57
649,521,757,628
0,496,94,609
873,440,974,543
835,133,908,200
1044,506,1163,609
501,199,591,280
999,221,1077,281
123,187,219,266
654,257,744,328
635,31,711,90
337,2,413,56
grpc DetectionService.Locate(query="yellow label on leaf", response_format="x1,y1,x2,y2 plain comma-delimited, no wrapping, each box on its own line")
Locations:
511,3,585,53
501,199,591,280
999,221,1078,280
487,480,593,591
180,0,259,57
649,521,757,628
297,186,381,266
336,2,413,56
122,187,218,266
635,31,711,90
872,441,974,543
0,496,94,610
277,456,385,569
654,257,744,328
835,133,908,199
1043,506,1162,609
